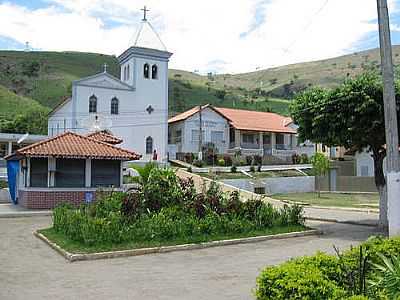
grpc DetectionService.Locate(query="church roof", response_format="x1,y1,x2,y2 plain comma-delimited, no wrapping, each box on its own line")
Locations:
133,20,167,52
5,131,140,161
86,130,123,145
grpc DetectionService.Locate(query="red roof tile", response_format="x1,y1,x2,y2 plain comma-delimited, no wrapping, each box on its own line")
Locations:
86,130,123,145
6,132,140,160
213,107,296,134
168,104,296,134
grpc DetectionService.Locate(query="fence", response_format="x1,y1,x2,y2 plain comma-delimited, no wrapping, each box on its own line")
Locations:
319,175,377,192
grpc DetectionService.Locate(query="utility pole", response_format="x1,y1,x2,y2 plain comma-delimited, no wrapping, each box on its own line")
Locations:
198,105,203,161
377,0,400,235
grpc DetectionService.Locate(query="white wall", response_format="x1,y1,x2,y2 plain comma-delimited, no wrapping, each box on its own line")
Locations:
176,107,229,154
355,149,387,177
221,176,315,194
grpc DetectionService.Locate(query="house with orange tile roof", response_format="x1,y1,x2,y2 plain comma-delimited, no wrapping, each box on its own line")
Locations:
168,105,315,160
5,131,140,209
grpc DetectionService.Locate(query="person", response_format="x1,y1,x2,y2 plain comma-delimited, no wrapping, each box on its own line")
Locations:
152,149,158,161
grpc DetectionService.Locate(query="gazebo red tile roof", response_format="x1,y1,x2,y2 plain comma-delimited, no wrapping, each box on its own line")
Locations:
5,131,140,160
86,130,123,145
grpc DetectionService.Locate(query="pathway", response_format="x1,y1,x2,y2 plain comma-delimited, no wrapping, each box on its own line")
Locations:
0,216,383,300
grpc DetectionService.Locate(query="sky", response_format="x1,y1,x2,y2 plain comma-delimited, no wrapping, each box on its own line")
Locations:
1,0,400,74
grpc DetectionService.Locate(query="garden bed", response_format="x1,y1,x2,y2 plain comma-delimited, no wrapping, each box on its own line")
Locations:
37,166,307,260
37,225,313,259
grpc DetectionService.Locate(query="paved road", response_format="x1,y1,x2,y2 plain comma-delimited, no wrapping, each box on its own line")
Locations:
0,217,383,300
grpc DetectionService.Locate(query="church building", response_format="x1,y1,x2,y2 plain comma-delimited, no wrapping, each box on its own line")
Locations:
47,8,172,162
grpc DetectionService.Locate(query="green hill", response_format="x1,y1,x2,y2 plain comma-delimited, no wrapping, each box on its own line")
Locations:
1,46,399,134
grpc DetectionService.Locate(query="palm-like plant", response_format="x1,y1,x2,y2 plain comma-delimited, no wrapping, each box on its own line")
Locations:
369,253,400,299
130,162,157,186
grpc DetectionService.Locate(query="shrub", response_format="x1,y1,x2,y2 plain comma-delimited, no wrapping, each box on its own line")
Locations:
143,168,182,212
255,253,347,299
246,156,253,165
184,152,195,163
231,165,237,173
193,159,204,167
217,158,225,166
254,155,262,165
255,235,400,300
300,153,309,164
292,153,301,164
223,155,233,166
249,165,255,172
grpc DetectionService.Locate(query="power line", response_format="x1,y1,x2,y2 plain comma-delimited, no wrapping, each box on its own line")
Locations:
281,0,329,55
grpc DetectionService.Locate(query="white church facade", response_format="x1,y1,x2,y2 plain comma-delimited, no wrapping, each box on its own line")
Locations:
48,12,172,162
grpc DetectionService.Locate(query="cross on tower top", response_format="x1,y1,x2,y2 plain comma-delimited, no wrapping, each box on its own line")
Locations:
141,6,149,21
103,63,108,73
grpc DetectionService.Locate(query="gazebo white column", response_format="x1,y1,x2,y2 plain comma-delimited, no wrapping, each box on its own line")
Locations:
7,141,12,156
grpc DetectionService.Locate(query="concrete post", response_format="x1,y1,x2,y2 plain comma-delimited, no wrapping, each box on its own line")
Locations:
271,133,276,150
7,141,12,155
120,161,124,187
85,159,92,188
388,172,400,236
259,132,263,156
26,158,31,187
235,129,241,148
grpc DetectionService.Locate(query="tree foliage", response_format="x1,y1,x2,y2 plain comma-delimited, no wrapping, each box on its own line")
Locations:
291,72,400,187
290,72,400,224
0,107,49,134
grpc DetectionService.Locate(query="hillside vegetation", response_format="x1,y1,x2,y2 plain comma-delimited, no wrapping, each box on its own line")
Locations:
1,46,399,133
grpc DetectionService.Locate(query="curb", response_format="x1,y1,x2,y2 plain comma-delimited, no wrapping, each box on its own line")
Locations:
306,216,379,227
279,200,379,214
0,211,52,218
34,229,322,262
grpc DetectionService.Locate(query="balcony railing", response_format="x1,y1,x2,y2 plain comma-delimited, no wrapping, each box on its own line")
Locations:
276,144,292,150
241,142,260,149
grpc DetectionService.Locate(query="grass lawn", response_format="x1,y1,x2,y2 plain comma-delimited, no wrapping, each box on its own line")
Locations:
271,192,379,208
198,169,306,180
38,225,307,254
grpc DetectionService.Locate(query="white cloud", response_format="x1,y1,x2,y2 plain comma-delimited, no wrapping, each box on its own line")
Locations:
0,0,397,73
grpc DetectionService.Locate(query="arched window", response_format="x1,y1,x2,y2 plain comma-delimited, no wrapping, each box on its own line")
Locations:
111,97,119,115
127,64,130,80
151,64,158,79
144,63,150,79
89,94,97,113
146,136,153,154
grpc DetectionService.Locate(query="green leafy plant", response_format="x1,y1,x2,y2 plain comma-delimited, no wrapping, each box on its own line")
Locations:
217,158,225,166
369,253,400,299
130,162,157,186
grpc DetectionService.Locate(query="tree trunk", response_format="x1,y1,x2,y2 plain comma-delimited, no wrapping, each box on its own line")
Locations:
372,148,387,228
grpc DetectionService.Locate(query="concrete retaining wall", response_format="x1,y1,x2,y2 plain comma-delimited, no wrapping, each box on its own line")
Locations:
221,176,315,195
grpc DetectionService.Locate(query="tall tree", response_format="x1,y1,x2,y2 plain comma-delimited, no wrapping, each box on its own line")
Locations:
290,72,400,226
